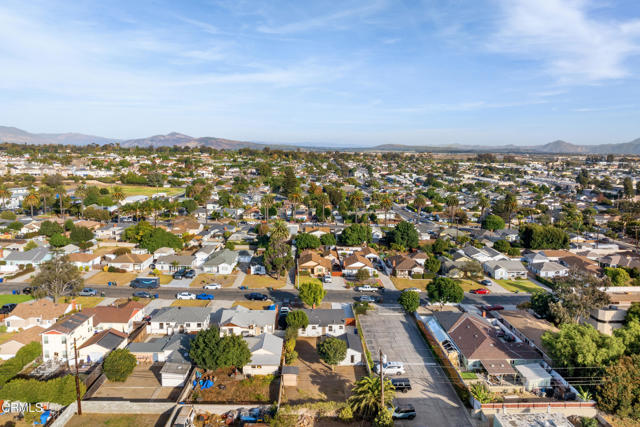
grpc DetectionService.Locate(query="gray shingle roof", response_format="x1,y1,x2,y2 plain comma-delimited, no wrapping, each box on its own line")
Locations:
151,307,210,324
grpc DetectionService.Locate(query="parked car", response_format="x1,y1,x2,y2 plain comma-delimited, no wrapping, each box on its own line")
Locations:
246,292,268,301
403,288,421,293
279,306,291,315
130,277,160,289
355,284,377,292
184,269,196,279
391,378,412,393
374,361,406,376
0,303,17,314
78,288,97,296
470,288,490,295
22,287,33,295
392,403,416,420
480,279,494,286
482,304,504,311
132,291,153,298
173,269,187,280
322,274,332,283
203,283,222,290
176,292,196,300
357,295,380,303
196,293,214,300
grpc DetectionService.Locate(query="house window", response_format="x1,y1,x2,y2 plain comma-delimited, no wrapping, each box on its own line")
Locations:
197,323,202,328
61,337,66,344
44,350,49,358
5,321,9,327
311,325,317,330
186,323,191,328
328,326,333,332
351,355,355,363
159,323,164,329
43,336,48,344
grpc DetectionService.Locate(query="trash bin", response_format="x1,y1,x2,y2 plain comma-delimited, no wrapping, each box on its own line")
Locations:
12,289,18,295
100,292,106,297
154,293,159,299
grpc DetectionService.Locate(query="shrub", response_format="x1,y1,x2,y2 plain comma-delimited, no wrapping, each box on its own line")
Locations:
398,291,420,313
411,273,422,279
285,310,308,329
422,272,436,279
285,350,298,364
0,375,83,405
338,405,354,422
0,342,42,386
103,349,137,382
113,247,132,256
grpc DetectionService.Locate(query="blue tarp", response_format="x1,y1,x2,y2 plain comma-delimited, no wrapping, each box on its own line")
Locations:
267,304,277,310
201,379,213,390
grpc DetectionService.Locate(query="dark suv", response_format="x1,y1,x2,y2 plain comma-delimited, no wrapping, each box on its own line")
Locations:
391,378,412,393
130,278,160,289
0,303,17,314
392,404,416,420
173,268,187,279
184,269,196,279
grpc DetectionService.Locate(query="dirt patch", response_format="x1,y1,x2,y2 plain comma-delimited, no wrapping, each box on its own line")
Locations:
242,275,287,289
87,272,138,286
189,367,278,404
170,300,211,307
91,363,181,401
66,413,171,427
232,300,274,310
283,337,366,404
190,273,237,288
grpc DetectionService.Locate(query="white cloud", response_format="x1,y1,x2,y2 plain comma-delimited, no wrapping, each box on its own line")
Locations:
491,0,640,83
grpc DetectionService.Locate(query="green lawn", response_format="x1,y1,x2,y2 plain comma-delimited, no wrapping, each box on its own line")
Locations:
461,371,477,379
391,277,431,291
496,279,541,293
455,279,488,292
0,294,33,305
118,185,184,197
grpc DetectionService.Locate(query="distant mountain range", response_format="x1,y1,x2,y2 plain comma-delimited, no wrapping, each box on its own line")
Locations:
1,125,640,154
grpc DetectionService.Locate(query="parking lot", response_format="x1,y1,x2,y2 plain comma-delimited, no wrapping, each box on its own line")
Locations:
358,306,472,427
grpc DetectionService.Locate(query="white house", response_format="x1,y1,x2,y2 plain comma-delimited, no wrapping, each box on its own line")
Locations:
528,261,569,279
148,307,210,335
202,249,238,274
217,306,276,337
107,253,153,272
483,260,528,280
77,329,128,364
155,255,197,272
243,333,283,376
337,329,364,366
41,312,95,365
3,299,74,332
298,309,347,337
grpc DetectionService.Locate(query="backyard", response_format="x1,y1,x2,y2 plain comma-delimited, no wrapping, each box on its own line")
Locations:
283,337,366,404
86,271,138,286
91,363,182,401
496,279,541,293
242,274,287,289
66,414,171,427
190,273,237,288
190,367,278,403
391,277,431,291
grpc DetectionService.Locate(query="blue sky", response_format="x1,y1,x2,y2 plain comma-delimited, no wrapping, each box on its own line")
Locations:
1,0,640,146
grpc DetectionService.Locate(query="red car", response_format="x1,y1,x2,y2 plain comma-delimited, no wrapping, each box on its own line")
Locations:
471,288,490,295
482,305,504,311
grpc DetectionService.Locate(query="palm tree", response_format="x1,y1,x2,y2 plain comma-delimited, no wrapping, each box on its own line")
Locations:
261,194,274,221
349,191,364,224
445,195,459,226
112,186,125,223
74,184,88,218
270,219,289,242
504,193,518,228
348,375,395,421
318,193,330,223
0,185,11,210
23,189,40,218
414,194,426,223
289,191,302,221
478,195,490,219
380,195,393,228
39,185,53,215
230,195,243,221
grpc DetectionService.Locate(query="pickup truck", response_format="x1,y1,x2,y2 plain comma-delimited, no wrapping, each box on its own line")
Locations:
355,284,378,292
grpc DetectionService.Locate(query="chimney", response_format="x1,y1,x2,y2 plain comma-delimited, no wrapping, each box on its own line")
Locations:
482,310,486,318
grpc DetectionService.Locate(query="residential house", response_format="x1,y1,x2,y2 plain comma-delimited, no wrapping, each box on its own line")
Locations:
107,253,153,272
386,255,424,278
483,260,528,280
217,306,277,336
337,328,364,366
67,252,102,269
342,253,375,278
155,255,197,272
461,245,508,263
41,312,95,365
492,310,559,363
95,223,127,240
82,301,145,333
128,333,194,364
528,261,569,279
3,247,51,270
3,299,74,332
78,329,128,364
0,326,45,360
298,309,347,337
154,247,176,259
202,249,238,274
243,333,283,376
238,249,254,264
298,251,332,277
148,307,210,335
193,245,217,265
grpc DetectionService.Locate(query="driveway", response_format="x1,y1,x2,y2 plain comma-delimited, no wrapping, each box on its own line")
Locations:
165,278,194,288
358,306,472,427
377,272,395,289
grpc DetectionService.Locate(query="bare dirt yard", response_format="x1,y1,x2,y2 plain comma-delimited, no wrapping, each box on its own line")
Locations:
283,337,366,404
66,413,171,427
91,363,181,401
189,367,278,404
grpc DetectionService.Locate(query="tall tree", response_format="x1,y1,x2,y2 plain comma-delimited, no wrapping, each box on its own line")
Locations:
31,256,84,301
414,194,426,223
317,337,347,371
379,195,393,228
112,186,125,223
427,276,463,307
23,189,40,218
597,355,640,420
348,375,396,421
478,195,490,219
189,326,251,371
0,185,10,209
350,191,364,224
445,195,458,226
298,281,326,308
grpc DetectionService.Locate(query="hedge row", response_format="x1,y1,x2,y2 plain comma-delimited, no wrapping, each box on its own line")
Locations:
0,341,42,386
0,375,84,405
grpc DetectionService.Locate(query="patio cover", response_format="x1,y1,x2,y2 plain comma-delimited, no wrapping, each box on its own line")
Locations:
480,359,517,375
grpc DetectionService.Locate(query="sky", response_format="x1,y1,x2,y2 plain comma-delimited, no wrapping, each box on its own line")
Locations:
1,0,640,147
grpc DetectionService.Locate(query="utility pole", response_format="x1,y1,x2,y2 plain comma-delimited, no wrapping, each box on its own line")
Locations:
74,338,82,415
379,349,384,410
